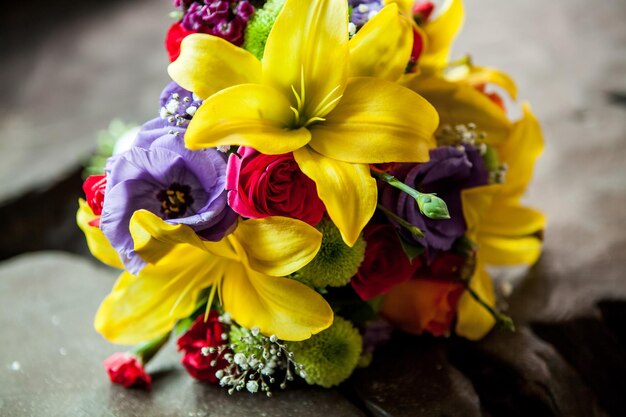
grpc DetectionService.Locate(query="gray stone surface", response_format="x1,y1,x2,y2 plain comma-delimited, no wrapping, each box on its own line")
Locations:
0,253,365,417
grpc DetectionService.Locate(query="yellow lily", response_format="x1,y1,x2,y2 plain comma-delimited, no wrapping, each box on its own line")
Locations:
390,0,464,69
168,0,439,246
402,64,544,339
93,211,333,344
455,105,545,340
406,73,513,145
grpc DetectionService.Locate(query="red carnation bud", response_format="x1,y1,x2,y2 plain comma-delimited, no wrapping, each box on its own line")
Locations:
177,311,229,382
165,22,198,62
407,27,425,73
103,352,151,389
83,174,107,222
413,1,435,23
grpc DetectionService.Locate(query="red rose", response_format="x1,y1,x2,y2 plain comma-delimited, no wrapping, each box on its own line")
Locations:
103,352,151,389
426,252,467,280
381,278,465,336
352,223,421,300
226,146,326,226
165,22,197,62
177,311,229,383
83,174,107,227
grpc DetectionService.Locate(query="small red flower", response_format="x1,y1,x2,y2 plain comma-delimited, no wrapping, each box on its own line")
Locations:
177,311,229,383
352,223,421,300
83,174,107,227
475,83,506,111
413,1,435,23
407,27,426,73
165,22,198,62
103,352,151,389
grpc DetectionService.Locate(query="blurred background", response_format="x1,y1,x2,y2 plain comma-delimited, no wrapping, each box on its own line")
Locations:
1,0,625,416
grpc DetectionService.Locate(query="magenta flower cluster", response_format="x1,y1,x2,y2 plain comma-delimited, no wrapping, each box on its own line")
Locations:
177,0,255,46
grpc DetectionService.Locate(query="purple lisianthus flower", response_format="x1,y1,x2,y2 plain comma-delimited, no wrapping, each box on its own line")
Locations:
381,145,489,255
101,120,237,274
349,0,384,29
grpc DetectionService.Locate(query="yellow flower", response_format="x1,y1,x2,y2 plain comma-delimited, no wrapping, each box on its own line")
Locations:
391,0,465,69
168,0,439,246
403,66,545,340
76,199,123,269
92,211,333,345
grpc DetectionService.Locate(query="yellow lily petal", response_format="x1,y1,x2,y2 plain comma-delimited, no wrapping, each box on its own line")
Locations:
480,203,546,237
76,199,123,269
167,34,261,99
455,264,496,341
293,147,376,247
349,4,413,81
480,234,543,267
95,244,221,345
235,217,322,277
185,83,311,153
308,77,438,164
447,65,518,101
497,104,544,199
129,209,207,264
220,262,333,341
409,76,512,145
421,0,464,68
262,0,348,117
385,0,413,14
460,184,502,242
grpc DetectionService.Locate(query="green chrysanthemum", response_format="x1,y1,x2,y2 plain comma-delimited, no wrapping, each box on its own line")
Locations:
290,317,362,388
243,0,285,60
292,219,366,288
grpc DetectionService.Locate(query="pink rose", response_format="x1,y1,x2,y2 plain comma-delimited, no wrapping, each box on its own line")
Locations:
226,147,325,226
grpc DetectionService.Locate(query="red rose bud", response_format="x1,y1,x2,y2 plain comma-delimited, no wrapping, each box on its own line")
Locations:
226,147,326,226
103,352,151,389
177,311,229,383
381,278,465,336
165,22,197,62
413,1,435,23
352,223,421,300
407,27,425,73
83,175,107,228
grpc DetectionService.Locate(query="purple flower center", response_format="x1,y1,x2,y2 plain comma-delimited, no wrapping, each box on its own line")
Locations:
157,182,194,219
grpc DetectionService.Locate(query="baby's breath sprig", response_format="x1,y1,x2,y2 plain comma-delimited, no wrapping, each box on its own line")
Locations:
435,123,487,148
203,313,305,396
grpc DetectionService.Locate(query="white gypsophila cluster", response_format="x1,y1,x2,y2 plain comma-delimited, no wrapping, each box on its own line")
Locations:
435,123,486,148
201,313,306,396
159,92,202,128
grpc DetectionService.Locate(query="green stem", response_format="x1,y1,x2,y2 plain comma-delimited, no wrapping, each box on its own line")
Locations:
131,332,171,365
377,204,424,238
465,285,515,332
372,171,450,220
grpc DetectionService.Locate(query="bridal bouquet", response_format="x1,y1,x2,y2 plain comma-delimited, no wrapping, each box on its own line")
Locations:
77,0,545,394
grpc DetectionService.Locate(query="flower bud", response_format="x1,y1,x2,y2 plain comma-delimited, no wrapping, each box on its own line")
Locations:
416,194,451,219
